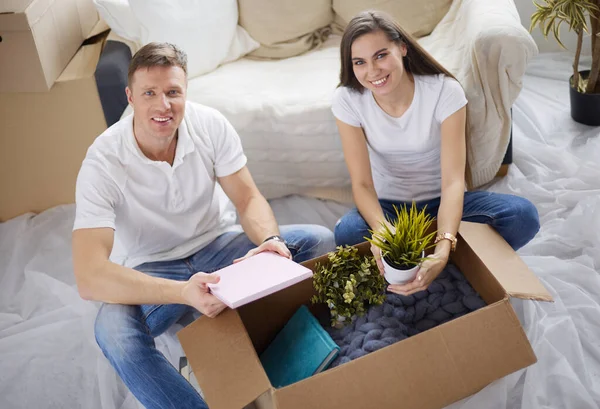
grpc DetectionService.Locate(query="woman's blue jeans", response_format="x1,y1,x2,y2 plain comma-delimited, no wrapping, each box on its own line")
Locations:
94,225,335,409
334,191,540,251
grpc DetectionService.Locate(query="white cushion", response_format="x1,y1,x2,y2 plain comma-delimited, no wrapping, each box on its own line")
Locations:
93,0,259,78
332,0,452,38
93,0,141,43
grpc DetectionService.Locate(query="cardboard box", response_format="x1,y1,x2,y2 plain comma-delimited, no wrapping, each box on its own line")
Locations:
178,221,553,409
0,21,110,222
0,0,99,92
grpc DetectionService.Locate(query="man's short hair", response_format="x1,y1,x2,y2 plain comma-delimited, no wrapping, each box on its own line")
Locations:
127,42,188,86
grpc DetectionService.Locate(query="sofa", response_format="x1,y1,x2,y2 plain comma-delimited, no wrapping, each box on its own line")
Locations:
96,0,538,203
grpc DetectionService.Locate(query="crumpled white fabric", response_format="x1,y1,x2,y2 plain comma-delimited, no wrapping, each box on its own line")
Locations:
0,52,599,409
447,52,600,409
420,0,538,189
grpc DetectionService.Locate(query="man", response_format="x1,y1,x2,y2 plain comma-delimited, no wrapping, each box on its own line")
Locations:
72,42,335,409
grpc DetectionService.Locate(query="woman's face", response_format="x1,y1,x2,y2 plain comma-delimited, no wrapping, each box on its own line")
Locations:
350,30,407,97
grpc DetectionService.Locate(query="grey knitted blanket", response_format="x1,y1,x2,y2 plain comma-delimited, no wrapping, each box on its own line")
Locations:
324,263,486,368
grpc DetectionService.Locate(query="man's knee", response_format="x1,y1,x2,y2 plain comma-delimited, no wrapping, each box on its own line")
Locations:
313,225,336,255
302,225,335,259
287,225,335,262
95,304,143,363
334,209,369,246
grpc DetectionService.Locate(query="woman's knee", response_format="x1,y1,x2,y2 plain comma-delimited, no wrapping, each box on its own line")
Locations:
511,197,540,248
334,208,370,246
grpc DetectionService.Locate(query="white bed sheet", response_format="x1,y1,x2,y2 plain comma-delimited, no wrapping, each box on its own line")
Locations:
2,52,600,409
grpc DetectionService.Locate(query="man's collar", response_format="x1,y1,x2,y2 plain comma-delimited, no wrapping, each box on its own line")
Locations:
124,113,195,167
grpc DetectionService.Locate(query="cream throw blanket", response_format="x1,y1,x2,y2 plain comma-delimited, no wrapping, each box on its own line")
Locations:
419,0,538,187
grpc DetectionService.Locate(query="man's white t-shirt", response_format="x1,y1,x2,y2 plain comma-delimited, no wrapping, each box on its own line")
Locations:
73,101,247,268
332,74,468,202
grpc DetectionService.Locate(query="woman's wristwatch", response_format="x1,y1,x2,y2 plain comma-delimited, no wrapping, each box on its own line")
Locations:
262,234,288,247
434,232,457,251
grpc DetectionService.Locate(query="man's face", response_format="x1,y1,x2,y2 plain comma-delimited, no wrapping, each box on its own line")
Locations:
126,65,187,144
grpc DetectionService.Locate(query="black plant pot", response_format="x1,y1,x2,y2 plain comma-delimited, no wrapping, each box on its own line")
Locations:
570,70,600,126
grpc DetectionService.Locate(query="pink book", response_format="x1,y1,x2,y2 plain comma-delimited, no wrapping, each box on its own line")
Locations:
207,251,314,309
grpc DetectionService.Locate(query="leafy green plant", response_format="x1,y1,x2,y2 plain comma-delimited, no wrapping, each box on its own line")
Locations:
311,245,386,327
366,203,436,269
530,0,600,93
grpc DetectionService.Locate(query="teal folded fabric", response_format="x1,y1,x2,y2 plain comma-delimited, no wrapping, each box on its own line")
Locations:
260,305,340,388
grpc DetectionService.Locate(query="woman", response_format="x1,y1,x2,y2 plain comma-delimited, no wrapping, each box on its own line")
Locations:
332,10,539,296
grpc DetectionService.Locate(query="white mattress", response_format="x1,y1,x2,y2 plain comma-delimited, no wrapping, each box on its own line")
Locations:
2,52,600,409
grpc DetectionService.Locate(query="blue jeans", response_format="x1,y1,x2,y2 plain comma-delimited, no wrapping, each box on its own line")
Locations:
94,225,334,409
334,191,540,251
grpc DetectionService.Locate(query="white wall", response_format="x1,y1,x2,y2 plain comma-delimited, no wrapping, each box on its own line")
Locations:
514,0,592,54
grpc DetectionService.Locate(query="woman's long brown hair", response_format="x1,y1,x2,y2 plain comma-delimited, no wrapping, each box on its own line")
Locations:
339,10,472,188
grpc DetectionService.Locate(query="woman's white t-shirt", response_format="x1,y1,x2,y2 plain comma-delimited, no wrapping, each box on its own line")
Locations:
332,74,467,202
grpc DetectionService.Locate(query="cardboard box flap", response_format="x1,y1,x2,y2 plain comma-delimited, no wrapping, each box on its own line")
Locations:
0,0,49,30
0,0,99,34
177,309,271,409
0,11,29,31
56,37,103,82
57,20,109,83
0,0,34,13
84,18,109,40
458,222,552,301
76,0,100,37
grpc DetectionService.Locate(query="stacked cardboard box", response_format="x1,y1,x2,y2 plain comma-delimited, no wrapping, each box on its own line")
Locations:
0,0,112,221
179,221,553,409
0,0,100,92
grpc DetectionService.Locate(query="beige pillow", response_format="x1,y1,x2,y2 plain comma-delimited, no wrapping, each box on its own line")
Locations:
333,0,452,38
239,0,333,59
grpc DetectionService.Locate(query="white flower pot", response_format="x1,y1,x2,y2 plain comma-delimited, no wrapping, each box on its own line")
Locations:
382,255,422,285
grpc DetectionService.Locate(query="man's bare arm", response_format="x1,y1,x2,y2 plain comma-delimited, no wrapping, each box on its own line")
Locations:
72,228,225,317
218,166,280,245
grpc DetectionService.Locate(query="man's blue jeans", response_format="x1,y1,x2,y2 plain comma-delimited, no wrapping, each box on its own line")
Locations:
334,191,540,251
94,225,334,409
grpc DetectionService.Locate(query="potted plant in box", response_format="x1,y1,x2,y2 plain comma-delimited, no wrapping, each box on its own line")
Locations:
311,245,386,327
530,0,600,126
366,203,436,285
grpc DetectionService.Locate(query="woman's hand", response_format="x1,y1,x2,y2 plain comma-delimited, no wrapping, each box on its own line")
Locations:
233,238,292,263
370,220,395,275
387,252,448,295
371,244,385,275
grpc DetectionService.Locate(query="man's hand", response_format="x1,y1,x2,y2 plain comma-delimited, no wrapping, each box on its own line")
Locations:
387,253,448,295
233,239,292,263
180,272,227,318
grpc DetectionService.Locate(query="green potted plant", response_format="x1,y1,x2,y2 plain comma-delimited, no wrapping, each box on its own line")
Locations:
530,0,600,126
311,245,386,327
366,203,436,285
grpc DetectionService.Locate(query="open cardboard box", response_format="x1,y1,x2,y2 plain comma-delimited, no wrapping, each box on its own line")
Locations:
178,221,552,409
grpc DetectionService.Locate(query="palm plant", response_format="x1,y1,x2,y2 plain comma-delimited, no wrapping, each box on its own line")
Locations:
366,203,436,269
530,0,600,93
